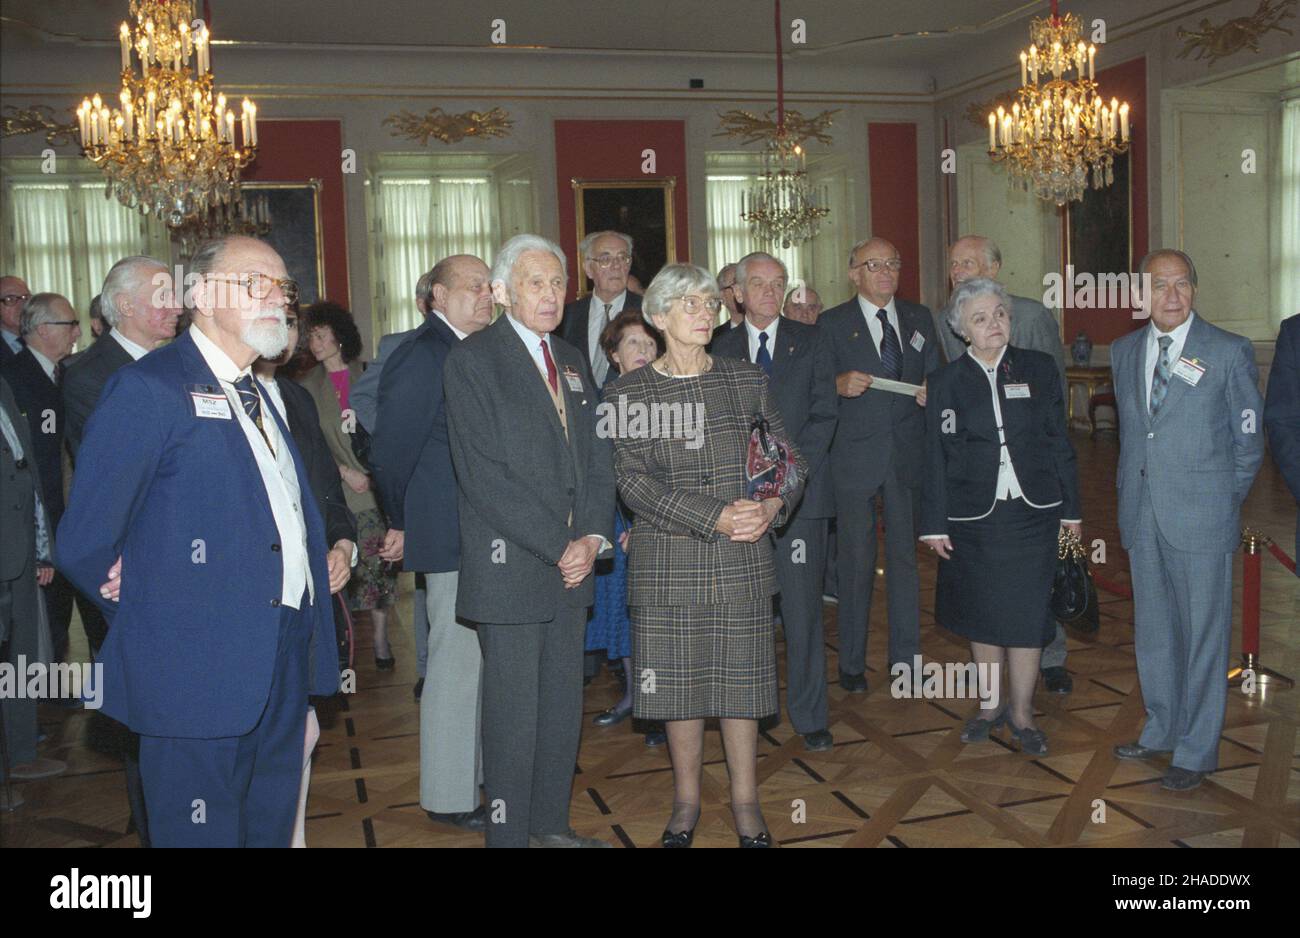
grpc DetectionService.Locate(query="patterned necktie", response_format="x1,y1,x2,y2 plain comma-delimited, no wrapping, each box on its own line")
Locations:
1149,335,1173,416
877,309,902,380
540,339,558,394
603,302,613,321
233,374,272,449
756,331,774,377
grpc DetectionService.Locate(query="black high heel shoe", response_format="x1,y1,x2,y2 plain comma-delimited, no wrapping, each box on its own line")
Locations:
738,832,772,848
661,803,699,848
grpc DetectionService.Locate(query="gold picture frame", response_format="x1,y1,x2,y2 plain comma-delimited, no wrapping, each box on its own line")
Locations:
572,177,676,299
242,179,327,304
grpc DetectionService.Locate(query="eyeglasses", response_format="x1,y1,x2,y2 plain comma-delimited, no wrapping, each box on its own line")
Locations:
851,258,903,273
0,293,31,306
592,252,632,269
44,320,80,328
670,295,722,315
207,273,299,305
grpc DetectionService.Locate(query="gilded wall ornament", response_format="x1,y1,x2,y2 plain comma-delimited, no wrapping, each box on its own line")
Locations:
382,107,514,145
1176,0,1295,64
1,105,80,147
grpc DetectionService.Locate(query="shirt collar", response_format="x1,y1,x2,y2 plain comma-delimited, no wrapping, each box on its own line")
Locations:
1,328,20,351
505,310,551,352
28,345,57,381
189,323,251,384
744,316,779,345
589,290,627,317
431,309,468,341
966,344,1008,374
110,327,151,361
857,294,898,320
1148,310,1195,345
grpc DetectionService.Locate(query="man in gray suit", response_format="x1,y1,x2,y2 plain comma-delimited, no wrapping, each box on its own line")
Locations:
444,234,615,848
1,375,63,808
354,268,434,699
713,252,838,750
821,237,940,690
1111,249,1264,791
937,235,1074,694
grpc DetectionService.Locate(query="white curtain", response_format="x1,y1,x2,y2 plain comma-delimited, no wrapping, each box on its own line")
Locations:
706,175,805,325
375,176,497,335
1277,99,1300,332
6,180,147,333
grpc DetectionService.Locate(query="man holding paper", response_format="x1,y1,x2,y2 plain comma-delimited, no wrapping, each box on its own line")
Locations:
820,238,940,691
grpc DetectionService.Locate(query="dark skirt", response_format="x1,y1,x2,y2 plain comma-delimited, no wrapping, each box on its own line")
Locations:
630,599,776,721
586,512,631,660
934,497,1057,648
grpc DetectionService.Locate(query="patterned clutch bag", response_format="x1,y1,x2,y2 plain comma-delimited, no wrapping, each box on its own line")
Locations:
745,414,797,501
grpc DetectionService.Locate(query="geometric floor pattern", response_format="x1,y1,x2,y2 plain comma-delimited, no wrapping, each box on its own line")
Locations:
5,432,1298,848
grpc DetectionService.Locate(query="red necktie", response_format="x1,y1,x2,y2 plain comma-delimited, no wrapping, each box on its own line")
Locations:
540,339,558,394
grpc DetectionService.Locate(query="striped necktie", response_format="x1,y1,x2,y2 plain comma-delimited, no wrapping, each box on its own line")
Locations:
877,309,903,380
1149,335,1173,416
234,374,272,449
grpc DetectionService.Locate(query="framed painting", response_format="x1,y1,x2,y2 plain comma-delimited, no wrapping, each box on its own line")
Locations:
572,178,676,297
1064,151,1132,286
242,179,326,305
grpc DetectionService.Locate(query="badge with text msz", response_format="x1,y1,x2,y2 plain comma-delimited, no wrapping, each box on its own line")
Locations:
185,384,232,420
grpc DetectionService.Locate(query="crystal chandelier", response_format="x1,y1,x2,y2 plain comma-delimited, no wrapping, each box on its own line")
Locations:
77,0,257,228
176,187,272,255
716,0,833,249
989,0,1130,205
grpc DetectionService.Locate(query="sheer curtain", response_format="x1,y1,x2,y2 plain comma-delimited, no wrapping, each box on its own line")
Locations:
375,176,497,334
1277,99,1300,331
706,175,804,325
5,180,146,331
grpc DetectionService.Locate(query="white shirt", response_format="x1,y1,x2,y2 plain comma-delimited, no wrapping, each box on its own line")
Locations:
111,328,151,361
744,317,780,365
29,346,57,383
190,325,314,608
586,290,626,386
1145,311,1195,411
432,309,469,341
857,295,901,360
1,329,21,355
506,312,558,383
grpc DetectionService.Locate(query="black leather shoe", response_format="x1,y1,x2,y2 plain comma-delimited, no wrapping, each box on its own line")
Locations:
838,670,868,693
802,729,834,751
739,831,772,848
662,827,696,848
413,678,424,701
1161,766,1206,791
1007,720,1048,756
1042,666,1073,694
426,805,487,831
644,730,667,747
1114,742,1171,761
592,703,633,726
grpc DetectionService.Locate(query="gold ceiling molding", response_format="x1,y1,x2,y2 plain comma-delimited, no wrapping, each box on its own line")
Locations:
714,107,838,147
964,91,1018,129
381,106,513,144
1176,0,1296,65
1,103,79,146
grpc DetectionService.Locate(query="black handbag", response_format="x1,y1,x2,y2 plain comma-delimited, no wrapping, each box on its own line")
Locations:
1050,528,1097,631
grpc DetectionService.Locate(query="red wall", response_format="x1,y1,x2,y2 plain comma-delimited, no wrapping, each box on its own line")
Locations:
554,120,690,302
242,119,350,306
1062,55,1149,346
867,122,921,302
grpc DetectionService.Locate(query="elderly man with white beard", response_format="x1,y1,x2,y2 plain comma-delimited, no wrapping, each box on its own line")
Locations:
57,235,341,847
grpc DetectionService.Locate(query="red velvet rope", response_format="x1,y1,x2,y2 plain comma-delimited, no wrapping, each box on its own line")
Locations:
1266,539,1297,574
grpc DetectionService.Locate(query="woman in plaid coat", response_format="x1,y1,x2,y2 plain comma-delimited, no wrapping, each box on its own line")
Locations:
606,263,806,848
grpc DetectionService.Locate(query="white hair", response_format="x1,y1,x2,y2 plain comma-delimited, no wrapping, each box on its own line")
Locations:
579,230,633,261
490,234,567,291
100,255,167,326
19,293,69,335
642,263,718,324
947,277,1011,337
734,251,787,288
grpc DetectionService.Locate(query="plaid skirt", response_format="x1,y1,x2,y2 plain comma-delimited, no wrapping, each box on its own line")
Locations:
631,600,776,721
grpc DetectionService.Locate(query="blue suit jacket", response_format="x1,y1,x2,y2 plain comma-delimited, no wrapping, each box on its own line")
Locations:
1265,313,1300,566
370,314,460,573
55,330,339,739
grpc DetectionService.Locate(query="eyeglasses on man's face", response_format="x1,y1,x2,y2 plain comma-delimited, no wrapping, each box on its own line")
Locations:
851,258,903,273
670,295,722,315
207,272,299,305
592,252,632,269
0,293,31,306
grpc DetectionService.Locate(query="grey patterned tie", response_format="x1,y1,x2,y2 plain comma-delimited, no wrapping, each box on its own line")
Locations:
1149,335,1173,416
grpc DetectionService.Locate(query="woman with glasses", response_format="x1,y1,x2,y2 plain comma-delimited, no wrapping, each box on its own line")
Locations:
607,263,806,848
298,301,399,670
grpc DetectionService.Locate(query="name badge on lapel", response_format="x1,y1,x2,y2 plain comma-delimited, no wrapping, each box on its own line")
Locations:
1171,357,1206,387
186,384,232,420
1004,383,1031,400
909,331,925,352
562,365,584,393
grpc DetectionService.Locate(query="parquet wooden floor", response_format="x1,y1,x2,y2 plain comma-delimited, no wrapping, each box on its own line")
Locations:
4,432,1298,848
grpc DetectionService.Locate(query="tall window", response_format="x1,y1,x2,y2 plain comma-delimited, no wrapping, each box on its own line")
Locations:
1278,98,1300,331
372,176,496,334
3,176,151,330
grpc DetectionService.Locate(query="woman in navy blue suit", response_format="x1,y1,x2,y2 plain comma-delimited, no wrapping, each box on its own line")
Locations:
920,278,1081,756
